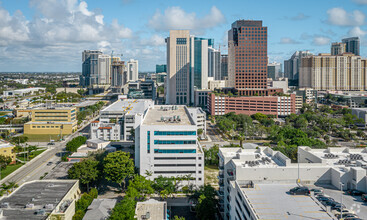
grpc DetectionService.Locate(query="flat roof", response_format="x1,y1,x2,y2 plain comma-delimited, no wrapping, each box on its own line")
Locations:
6,87,45,92
135,199,166,220
0,140,14,149
83,199,117,220
143,105,194,126
240,183,333,220
101,99,152,115
74,101,98,107
0,180,78,220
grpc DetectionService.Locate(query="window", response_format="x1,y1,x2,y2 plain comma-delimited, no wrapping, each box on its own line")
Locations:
147,131,150,153
154,140,196,145
176,38,187,45
198,178,202,181
154,131,196,136
154,149,196,154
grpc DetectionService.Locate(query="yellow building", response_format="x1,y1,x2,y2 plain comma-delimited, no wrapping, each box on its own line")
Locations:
0,140,16,163
24,107,77,135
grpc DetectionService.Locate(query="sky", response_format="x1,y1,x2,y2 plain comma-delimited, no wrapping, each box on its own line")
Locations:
0,0,366,72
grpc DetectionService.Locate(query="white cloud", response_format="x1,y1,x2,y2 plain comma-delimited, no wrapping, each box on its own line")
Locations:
312,36,331,46
353,0,367,5
288,13,310,21
279,37,301,44
327,8,365,26
148,6,225,32
78,1,93,16
348,27,367,37
95,15,104,25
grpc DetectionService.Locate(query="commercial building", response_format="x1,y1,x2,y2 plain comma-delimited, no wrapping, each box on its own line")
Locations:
97,54,112,85
267,77,288,93
267,62,282,80
0,180,80,219
128,80,157,100
342,37,360,56
208,93,296,117
221,54,228,80
24,106,77,135
284,50,313,81
111,61,126,93
99,99,154,141
194,89,211,110
156,64,167,73
83,199,117,220
187,107,206,138
0,140,16,164
331,42,346,55
299,53,367,91
135,105,204,186
228,20,268,96
193,37,209,90
127,59,139,82
81,50,103,87
296,88,318,104
68,139,115,162
135,199,167,220
208,78,226,90
3,87,45,97
208,47,221,80
218,145,367,220
295,95,303,111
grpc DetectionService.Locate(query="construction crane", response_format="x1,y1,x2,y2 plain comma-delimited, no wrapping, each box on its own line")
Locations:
110,50,123,62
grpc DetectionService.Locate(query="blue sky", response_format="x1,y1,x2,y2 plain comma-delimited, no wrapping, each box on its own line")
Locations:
0,0,366,72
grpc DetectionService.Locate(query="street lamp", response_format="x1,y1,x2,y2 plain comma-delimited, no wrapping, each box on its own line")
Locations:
297,149,300,185
340,182,344,220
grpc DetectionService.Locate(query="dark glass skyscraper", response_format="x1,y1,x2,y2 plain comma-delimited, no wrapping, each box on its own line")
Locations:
342,37,360,56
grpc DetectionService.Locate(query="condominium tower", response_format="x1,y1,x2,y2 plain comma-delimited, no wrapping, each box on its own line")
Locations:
284,50,313,81
299,53,367,91
208,47,221,80
342,37,360,56
127,59,139,82
331,42,346,56
81,50,103,87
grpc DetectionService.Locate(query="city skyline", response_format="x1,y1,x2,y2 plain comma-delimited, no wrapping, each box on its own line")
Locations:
0,0,366,72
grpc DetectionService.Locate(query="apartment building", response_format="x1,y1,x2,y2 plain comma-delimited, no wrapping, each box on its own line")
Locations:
135,105,204,186
24,106,77,135
187,107,206,138
299,53,367,91
218,145,367,220
208,93,295,117
90,121,121,141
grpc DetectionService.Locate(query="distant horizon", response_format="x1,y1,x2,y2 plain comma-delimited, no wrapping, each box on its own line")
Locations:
0,0,366,72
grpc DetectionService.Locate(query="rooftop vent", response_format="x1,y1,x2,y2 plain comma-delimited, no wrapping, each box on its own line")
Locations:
26,203,34,209
0,203,9,208
45,204,54,209
350,154,363,161
324,153,339,159
35,209,46,216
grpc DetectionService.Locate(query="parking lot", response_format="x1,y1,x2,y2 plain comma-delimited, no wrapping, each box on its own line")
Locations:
309,184,367,219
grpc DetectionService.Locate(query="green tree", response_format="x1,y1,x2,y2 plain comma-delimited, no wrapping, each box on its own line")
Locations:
68,159,99,192
103,151,134,189
127,175,154,200
173,216,185,220
109,197,136,220
189,184,218,220
0,155,12,169
153,176,176,198
203,145,219,166
66,136,87,152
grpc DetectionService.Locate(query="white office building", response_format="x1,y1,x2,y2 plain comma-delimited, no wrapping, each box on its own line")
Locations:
127,59,139,82
98,54,111,85
218,145,367,220
135,105,204,186
187,107,206,138
99,99,154,141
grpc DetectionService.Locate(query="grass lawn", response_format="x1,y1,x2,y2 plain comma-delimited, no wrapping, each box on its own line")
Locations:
205,165,219,188
22,134,65,142
1,164,23,179
17,149,46,162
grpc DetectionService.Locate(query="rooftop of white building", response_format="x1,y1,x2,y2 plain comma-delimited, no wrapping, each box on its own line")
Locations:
237,182,334,220
101,99,153,115
143,105,195,126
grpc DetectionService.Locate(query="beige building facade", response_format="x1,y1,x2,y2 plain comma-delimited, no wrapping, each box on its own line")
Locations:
300,53,367,91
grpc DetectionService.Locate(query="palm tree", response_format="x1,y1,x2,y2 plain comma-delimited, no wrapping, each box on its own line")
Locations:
238,134,245,149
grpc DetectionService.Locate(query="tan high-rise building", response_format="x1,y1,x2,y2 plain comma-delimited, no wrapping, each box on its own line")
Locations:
331,42,346,56
166,30,192,105
300,53,367,91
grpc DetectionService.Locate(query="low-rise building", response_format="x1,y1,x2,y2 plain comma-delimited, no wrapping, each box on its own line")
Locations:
0,180,80,219
352,108,367,125
135,105,204,186
267,77,288,93
128,80,157,100
0,140,16,164
218,145,367,219
90,121,121,141
24,106,77,135
3,87,45,97
68,139,115,162
135,199,167,220
187,107,207,138
208,93,296,117
194,89,211,110
83,199,117,220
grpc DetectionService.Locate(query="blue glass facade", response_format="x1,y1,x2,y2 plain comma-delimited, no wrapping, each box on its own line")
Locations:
154,149,196,154
154,131,196,136
154,140,196,145
147,131,150,153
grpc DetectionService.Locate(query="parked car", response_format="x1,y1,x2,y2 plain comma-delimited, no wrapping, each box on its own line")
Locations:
311,189,323,196
317,195,333,202
331,203,346,210
322,199,337,207
333,208,354,217
47,162,53,166
338,214,358,219
344,218,363,220
290,187,310,195
347,189,364,196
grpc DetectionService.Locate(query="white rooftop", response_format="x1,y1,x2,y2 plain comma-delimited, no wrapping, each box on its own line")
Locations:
143,105,195,126
101,99,153,115
239,183,334,220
